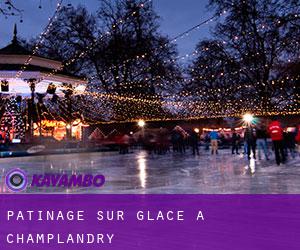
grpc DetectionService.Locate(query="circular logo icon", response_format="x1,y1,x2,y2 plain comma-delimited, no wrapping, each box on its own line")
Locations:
5,169,28,192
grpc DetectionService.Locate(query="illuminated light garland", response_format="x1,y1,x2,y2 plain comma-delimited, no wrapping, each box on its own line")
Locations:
73,75,298,104
87,72,299,96
43,100,68,123
41,0,153,82
36,8,226,90
90,11,227,79
86,43,300,95
15,0,64,78
74,110,300,125
5,2,298,125
52,89,299,123
87,9,300,84
42,5,300,107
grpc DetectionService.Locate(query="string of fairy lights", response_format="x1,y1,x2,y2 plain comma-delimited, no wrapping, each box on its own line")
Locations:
15,0,64,78
1,1,299,125
34,67,296,124
40,0,154,83
90,11,225,79
54,84,297,124
86,8,300,86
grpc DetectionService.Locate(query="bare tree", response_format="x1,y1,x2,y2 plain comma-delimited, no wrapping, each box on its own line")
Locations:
0,0,22,19
187,0,300,115
33,0,182,121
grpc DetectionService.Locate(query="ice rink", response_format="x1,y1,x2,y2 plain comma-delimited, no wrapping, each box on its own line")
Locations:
0,150,299,194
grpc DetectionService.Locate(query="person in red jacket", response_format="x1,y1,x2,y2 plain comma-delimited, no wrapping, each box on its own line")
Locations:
268,119,286,165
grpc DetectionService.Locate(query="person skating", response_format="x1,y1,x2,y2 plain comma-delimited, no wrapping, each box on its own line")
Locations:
209,129,219,155
284,128,296,159
244,124,257,160
204,133,210,151
256,125,269,160
231,129,240,154
268,119,286,165
190,130,200,156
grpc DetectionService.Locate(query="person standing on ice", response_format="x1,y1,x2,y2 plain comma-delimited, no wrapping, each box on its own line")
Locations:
268,118,286,165
231,129,240,155
256,125,269,160
244,124,257,160
190,130,200,156
209,129,219,155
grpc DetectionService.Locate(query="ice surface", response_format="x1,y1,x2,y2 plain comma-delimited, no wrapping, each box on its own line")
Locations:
0,150,299,194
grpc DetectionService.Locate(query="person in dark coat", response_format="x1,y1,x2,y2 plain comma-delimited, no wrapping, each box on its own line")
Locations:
231,129,240,154
284,129,296,159
256,125,269,160
190,130,200,156
244,124,257,160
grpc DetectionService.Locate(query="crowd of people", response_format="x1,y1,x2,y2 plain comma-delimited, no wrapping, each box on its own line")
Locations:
236,119,299,165
1,116,299,167
117,118,300,166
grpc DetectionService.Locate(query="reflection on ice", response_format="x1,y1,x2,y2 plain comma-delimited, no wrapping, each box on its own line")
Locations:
137,151,147,188
249,158,256,174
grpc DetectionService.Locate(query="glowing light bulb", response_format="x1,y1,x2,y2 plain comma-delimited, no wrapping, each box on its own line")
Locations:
243,114,254,123
138,120,145,127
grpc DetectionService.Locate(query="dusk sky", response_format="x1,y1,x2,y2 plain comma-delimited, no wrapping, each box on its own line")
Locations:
0,0,214,57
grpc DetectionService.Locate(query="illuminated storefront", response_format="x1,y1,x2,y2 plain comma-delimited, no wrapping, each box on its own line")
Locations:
33,119,89,141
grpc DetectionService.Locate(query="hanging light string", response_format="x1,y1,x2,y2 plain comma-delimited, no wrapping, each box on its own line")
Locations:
87,59,299,93
87,11,226,82
43,99,68,123
24,87,298,125
38,0,153,83
38,7,226,86
82,73,299,101
8,1,298,123
75,89,297,111
87,7,300,84
86,37,300,94
67,86,298,112
65,99,299,125
15,0,64,78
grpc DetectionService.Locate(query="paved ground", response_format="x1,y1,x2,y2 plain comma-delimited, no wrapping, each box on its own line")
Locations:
0,149,299,194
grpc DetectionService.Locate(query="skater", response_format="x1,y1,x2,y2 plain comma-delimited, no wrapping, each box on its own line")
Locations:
231,129,240,154
209,129,219,155
190,130,199,156
268,119,286,165
204,132,210,151
256,125,269,160
284,128,296,159
244,124,257,160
